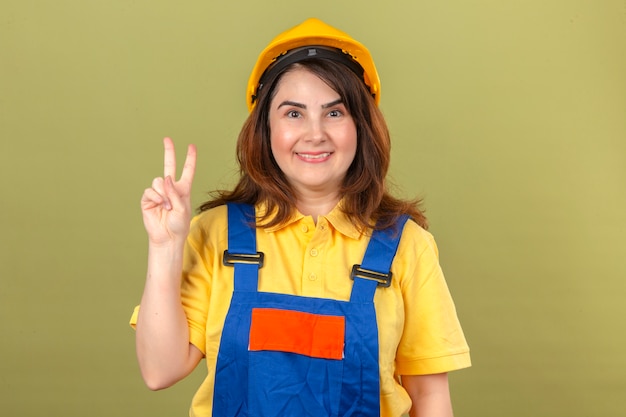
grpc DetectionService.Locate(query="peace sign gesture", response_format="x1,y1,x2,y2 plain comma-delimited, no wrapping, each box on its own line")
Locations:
141,137,197,246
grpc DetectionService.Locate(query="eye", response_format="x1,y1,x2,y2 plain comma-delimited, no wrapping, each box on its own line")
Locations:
328,109,343,117
286,110,301,118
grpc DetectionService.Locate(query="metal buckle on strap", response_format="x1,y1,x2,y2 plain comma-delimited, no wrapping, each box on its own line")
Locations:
350,264,392,287
222,251,265,267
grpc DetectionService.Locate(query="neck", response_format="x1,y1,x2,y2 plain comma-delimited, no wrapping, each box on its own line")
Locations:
295,192,341,222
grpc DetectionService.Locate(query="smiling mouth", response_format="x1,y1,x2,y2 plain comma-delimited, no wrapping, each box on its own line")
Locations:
296,152,332,160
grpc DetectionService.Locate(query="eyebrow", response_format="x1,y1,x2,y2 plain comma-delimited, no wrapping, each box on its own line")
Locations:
276,98,344,110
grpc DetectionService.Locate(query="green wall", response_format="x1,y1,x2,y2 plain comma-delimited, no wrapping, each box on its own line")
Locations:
1,1,625,416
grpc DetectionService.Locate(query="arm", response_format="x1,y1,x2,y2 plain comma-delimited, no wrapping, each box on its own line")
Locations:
402,373,454,417
135,137,202,390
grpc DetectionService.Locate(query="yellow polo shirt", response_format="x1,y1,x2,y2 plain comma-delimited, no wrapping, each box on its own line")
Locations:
131,203,470,417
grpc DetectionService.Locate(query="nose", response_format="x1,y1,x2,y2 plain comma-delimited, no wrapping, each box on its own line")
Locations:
305,118,326,144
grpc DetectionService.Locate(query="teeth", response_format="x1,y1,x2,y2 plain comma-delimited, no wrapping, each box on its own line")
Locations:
298,153,331,160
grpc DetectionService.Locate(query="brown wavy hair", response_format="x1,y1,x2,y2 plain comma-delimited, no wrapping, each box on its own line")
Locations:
199,58,427,231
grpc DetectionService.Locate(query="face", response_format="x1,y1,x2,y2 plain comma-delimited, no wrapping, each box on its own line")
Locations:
268,68,357,200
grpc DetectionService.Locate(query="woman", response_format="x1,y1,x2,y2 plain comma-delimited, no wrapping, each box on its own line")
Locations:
132,18,470,417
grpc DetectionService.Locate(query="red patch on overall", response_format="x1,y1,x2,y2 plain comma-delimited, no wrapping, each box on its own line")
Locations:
249,308,345,360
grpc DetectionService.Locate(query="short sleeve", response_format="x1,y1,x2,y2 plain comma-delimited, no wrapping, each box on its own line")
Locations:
128,305,140,329
394,223,471,375
179,214,220,355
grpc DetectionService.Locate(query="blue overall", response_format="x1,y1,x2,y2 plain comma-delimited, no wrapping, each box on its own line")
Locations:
212,203,408,417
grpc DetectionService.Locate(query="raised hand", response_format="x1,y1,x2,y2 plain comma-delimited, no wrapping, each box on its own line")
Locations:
141,137,197,245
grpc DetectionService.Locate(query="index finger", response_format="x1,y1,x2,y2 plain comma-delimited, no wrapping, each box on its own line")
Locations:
179,143,197,185
163,137,177,179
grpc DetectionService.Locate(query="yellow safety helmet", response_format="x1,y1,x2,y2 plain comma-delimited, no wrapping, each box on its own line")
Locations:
247,18,381,112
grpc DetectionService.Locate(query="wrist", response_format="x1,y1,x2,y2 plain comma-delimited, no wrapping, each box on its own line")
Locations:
147,235,187,251
147,239,186,270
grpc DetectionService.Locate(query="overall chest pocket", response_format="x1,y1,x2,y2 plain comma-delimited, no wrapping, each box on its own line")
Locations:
247,308,346,417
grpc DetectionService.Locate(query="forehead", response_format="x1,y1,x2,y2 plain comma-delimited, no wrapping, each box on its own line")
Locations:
272,67,340,100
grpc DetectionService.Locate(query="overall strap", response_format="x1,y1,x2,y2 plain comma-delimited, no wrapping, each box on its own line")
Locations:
225,203,262,292
350,215,410,303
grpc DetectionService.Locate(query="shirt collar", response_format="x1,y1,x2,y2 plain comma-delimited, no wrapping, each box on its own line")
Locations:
257,202,303,233
324,203,363,240
259,200,364,240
